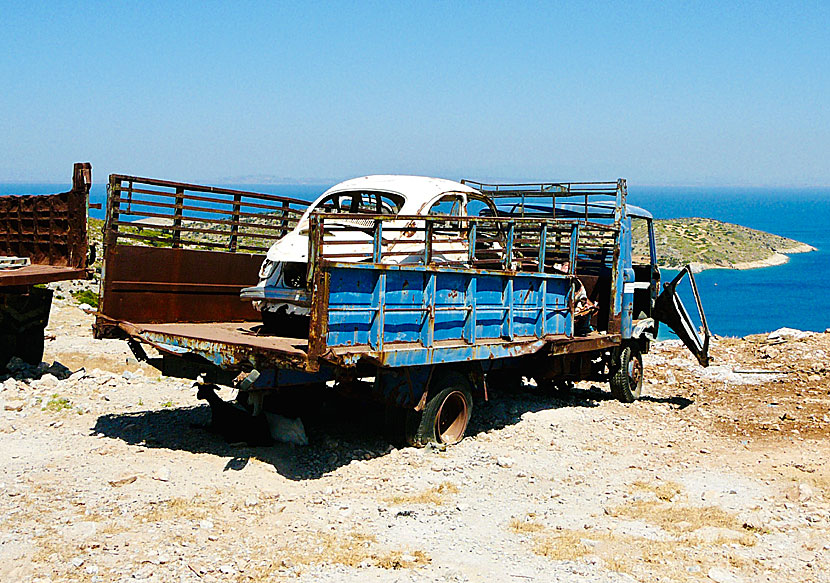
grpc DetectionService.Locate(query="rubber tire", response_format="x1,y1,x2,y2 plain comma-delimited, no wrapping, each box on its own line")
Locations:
406,373,473,447
609,345,643,403
16,326,45,366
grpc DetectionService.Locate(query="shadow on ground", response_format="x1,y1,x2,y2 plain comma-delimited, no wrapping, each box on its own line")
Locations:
92,381,682,480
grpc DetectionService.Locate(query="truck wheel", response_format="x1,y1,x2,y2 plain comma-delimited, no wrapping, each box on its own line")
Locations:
609,345,643,403
16,327,46,366
406,373,473,447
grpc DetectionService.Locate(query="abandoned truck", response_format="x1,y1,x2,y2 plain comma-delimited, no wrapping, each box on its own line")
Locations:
0,163,92,369
92,173,709,446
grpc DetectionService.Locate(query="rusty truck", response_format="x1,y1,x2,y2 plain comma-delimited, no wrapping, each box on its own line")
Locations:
93,173,709,446
0,163,92,369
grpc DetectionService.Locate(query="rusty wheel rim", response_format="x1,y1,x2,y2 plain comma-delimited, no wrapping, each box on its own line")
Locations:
434,390,469,444
628,354,643,390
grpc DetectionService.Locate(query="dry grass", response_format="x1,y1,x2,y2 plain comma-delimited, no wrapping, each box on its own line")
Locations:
509,515,545,534
235,530,430,581
516,496,761,581
533,529,589,561
385,481,459,505
606,499,742,534
631,479,683,501
135,496,222,523
529,527,755,582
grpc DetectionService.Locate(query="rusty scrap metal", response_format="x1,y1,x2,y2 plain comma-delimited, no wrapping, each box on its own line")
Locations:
0,162,91,287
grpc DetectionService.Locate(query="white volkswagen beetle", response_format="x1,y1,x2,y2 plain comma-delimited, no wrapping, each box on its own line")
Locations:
240,175,498,333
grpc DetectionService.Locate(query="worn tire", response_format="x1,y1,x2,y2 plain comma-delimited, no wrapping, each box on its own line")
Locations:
406,373,473,447
16,326,45,366
609,345,643,403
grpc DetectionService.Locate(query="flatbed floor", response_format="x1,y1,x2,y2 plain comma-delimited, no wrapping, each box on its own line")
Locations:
118,318,619,371
0,265,89,287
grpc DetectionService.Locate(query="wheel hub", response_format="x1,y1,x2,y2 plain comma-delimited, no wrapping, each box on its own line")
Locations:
434,390,469,444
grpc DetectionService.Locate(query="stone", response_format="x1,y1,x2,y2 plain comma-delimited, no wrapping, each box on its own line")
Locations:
740,511,766,532
45,362,71,379
790,483,814,502
152,468,171,482
199,519,214,530
108,474,138,487
768,327,810,341
69,369,86,381
762,346,780,359
34,374,59,389
496,456,514,468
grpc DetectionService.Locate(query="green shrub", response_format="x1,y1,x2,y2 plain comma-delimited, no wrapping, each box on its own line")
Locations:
71,289,99,308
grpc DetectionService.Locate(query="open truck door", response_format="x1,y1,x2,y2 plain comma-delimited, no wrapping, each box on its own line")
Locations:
653,265,711,367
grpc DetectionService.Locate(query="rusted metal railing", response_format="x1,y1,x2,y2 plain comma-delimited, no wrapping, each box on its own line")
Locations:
105,175,310,254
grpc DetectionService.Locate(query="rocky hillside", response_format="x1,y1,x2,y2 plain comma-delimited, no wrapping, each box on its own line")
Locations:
633,217,813,269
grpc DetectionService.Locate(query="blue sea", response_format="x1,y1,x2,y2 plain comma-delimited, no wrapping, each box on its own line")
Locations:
3,182,828,338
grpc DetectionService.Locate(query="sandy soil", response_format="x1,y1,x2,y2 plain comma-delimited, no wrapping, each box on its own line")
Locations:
2,292,830,583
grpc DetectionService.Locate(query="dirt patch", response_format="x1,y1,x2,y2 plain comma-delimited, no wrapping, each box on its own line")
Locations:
2,300,830,582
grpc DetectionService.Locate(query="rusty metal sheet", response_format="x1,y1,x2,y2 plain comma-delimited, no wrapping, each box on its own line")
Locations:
0,163,90,271
98,245,263,325
122,320,310,372
0,265,89,287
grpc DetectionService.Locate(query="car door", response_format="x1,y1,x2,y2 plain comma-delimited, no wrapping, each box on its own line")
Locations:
653,265,711,367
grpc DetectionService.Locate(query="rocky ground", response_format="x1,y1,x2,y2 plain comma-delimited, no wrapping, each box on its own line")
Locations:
2,282,830,583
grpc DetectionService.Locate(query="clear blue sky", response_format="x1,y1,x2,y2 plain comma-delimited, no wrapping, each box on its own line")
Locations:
1,1,828,186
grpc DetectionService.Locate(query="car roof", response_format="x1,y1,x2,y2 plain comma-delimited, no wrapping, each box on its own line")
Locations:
322,175,480,206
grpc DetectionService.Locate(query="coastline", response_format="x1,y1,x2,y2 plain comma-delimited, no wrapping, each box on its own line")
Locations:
670,243,817,273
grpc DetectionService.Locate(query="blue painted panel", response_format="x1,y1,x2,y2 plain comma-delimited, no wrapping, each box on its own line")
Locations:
383,270,425,343
512,276,540,337
545,276,571,335
474,275,506,339
327,268,377,347
325,264,577,352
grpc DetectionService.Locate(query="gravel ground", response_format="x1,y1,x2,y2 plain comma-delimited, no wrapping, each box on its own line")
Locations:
2,285,829,583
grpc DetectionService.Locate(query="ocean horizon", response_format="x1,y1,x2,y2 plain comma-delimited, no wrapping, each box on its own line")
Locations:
3,181,828,339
